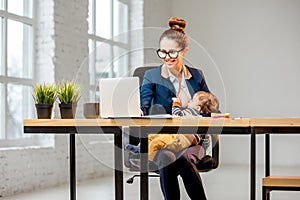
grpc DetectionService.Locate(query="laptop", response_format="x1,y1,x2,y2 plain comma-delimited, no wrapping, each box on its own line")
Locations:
99,77,141,118
99,77,173,119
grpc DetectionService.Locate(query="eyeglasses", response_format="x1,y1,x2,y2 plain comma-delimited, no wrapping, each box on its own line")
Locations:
156,48,185,59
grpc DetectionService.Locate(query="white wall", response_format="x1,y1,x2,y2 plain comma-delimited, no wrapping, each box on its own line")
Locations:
145,0,300,166
143,0,172,65
173,0,300,118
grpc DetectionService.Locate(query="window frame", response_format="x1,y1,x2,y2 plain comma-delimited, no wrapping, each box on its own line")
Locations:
88,0,130,101
0,0,38,146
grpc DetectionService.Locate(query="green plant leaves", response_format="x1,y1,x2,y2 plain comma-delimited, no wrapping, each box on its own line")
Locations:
57,80,81,104
33,81,81,105
33,83,57,104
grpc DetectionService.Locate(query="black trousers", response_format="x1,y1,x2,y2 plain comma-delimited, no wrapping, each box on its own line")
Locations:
154,145,207,200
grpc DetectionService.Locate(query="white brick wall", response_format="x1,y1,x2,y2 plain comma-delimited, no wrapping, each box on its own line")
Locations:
35,0,55,83
0,135,114,197
129,0,144,71
53,0,89,81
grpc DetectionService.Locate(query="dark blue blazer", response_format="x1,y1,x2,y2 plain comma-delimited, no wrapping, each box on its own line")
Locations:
140,65,210,115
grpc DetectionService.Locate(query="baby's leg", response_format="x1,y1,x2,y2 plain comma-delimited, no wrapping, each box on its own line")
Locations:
148,135,174,161
165,134,192,152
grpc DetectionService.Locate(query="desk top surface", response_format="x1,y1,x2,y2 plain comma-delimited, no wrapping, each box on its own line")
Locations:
250,118,300,127
24,118,300,128
24,118,250,127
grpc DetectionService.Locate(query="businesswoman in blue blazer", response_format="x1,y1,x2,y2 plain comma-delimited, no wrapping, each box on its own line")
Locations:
140,17,210,200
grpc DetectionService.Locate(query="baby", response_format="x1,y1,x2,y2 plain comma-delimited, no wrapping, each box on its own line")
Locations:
172,90,219,116
126,91,219,161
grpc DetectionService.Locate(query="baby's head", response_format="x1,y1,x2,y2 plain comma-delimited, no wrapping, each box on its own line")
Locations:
188,91,219,114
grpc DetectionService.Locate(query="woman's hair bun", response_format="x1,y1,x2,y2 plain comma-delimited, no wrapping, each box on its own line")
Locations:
168,17,186,33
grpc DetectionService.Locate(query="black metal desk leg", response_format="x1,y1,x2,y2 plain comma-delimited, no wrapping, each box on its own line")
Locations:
70,134,76,200
265,134,270,200
262,186,268,200
265,134,270,176
140,128,149,200
251,126,256,200
114,128,124,200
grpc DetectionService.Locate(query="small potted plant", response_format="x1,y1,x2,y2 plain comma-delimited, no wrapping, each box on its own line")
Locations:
57,80,81,119
33,83,57,119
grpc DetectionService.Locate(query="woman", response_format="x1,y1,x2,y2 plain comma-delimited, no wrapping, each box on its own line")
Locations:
140,17,210,200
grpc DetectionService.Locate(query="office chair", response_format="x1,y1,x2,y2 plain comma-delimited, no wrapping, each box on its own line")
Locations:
123,66,220,183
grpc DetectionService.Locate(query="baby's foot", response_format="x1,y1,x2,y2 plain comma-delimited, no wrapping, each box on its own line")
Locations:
125,144,140,155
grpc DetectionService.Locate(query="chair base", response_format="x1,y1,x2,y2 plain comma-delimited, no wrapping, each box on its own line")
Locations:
126,174,160,184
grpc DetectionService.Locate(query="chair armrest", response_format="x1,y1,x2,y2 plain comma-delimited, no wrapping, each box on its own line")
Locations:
211,134,219,169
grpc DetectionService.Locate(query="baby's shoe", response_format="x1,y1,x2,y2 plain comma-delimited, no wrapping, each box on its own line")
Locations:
125,144,140,155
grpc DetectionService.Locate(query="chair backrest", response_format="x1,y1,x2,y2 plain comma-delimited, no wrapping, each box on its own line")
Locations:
124,66,220,172
133,66,157,85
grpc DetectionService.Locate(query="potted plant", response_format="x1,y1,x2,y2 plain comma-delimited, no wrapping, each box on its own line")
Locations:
57,80,81,119
33,83,57,119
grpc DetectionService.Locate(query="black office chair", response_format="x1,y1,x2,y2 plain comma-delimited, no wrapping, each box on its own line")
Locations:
123,66,220,183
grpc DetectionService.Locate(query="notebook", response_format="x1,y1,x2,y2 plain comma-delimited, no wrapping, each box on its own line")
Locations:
99,77,141,118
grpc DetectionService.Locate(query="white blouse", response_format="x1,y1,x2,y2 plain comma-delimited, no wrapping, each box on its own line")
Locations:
166,67,192,108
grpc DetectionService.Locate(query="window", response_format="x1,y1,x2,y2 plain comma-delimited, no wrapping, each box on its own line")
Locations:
88,0,129,101
0,0,35,145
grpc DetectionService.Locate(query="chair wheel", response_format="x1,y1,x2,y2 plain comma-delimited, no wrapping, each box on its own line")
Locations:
126,177,134,184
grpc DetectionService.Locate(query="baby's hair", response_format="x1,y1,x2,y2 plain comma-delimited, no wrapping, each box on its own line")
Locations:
159,16,188,49
195,91,219,114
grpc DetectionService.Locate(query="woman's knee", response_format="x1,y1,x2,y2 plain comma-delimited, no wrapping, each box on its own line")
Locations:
155,149,176,168
176,151,190,165
177,145,204,166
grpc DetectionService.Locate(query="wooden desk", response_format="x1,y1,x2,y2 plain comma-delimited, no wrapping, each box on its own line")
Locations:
251,118,300,176
24,118,253,200
250,118,300,200
24,119,125,200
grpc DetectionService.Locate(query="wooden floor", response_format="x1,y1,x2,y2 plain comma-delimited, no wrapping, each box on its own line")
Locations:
1,165,300,200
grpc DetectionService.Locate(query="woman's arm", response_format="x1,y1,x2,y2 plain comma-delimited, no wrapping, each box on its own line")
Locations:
140,70,155,115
